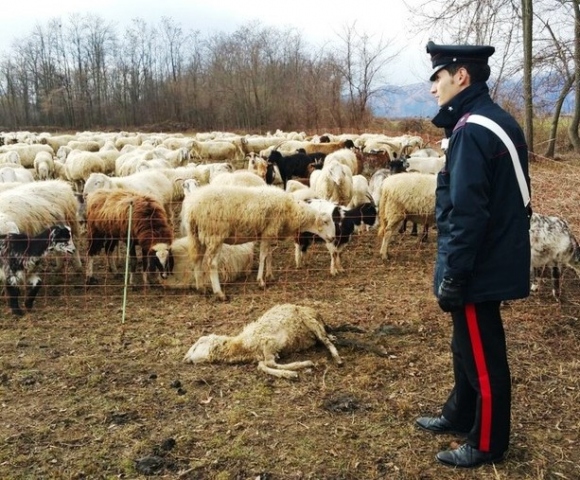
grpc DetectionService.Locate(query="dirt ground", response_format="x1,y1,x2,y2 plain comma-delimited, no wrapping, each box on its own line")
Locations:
1,156,580,479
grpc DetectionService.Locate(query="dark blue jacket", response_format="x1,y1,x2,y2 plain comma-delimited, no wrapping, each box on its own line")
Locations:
432,82,531,303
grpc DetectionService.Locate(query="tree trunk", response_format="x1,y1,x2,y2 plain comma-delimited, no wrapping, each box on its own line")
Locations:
568,0,580,152
522,0,534,155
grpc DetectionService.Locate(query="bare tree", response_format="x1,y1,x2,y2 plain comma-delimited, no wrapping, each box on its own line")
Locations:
333,22,398,130
522,0,534,154
568,0,580,152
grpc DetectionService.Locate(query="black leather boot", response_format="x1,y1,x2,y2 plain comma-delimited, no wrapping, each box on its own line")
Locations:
415,416,469,435
436,443,505,468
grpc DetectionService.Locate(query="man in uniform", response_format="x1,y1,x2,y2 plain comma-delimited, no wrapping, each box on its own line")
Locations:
415,41,531,468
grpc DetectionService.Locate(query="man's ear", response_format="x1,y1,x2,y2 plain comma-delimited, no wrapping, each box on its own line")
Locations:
456,67,470,86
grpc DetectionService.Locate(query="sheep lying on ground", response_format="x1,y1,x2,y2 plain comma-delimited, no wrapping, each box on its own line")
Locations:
160,237,254,289
183,303,343,379
377,172,436,260
530,212,580,299
183,185,335,299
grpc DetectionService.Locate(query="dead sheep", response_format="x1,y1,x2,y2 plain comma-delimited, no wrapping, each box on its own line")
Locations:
183,303,343,379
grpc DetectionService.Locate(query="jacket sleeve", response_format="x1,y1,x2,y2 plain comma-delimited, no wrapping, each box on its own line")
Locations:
444,124,493,279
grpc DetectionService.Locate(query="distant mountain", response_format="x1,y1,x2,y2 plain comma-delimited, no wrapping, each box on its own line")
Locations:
372,83,437,119
372,78,575,119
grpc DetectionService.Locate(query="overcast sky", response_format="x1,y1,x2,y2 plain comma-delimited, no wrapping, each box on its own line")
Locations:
0,0,434,86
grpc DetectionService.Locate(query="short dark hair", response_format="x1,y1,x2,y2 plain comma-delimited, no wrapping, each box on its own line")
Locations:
445,62,491,83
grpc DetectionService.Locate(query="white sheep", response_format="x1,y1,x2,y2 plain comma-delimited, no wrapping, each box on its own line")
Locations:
377,172,436,260
0,179,83,269
151,146,191,167
189,139,245,162
33,151,55,180
0,151,21,166
349,174,371,208
160,236,254,289
409,147,442,158
324,148,358,175
66,140,101,152
183,185,336,299
193,161,234,184
40,134,77,153
0,144,54,168
62,150,107,192
115,150,157,176
210,170,266,187
404,155,445,175
0,166,34,183
310,161,353,207
368,168,390,208
183,303,343,379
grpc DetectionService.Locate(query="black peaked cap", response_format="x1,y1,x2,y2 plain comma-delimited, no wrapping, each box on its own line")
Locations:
426,41,495,81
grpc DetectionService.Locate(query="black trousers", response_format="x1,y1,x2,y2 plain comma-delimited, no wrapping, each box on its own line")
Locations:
441,301,511,454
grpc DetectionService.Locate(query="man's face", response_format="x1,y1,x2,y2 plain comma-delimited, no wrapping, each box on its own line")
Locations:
430,68,464,107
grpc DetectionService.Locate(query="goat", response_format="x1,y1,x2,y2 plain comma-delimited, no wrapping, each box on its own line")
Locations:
530,212,580,299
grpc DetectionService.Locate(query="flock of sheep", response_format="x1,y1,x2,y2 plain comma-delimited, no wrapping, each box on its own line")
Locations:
0,128,579,376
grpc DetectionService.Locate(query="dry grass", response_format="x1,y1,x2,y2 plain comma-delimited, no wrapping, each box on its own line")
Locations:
1,156,580,479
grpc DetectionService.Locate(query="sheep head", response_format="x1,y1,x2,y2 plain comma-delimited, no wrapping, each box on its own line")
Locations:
148,243,173,279
183,334,226,363
48,225,76,255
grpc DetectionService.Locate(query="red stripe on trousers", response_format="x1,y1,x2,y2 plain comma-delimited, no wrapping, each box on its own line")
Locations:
465,303,492,452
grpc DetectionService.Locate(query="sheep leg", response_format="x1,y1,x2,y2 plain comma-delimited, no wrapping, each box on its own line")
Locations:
530,266,540,293
325,242,339,276
85,236,104,284
256,241,272,287
380,216,404,261
294,243,303,268
24,275,42,310
6,284,24,316
257,361,299,379
411,222,419,237
303,317,344,365
189,236,206,291
85,257,98,285
419,224,429,243
104,239,118,274
205,244,225,300
551,265,561,300
128,242,138,286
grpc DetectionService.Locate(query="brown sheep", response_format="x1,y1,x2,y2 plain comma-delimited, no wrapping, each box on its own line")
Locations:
85,188,174,286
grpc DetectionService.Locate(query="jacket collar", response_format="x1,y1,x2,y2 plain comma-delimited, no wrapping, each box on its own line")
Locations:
431,82,491,134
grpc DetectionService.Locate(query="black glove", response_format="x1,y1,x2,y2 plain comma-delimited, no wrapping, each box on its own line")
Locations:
437,276,466,312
